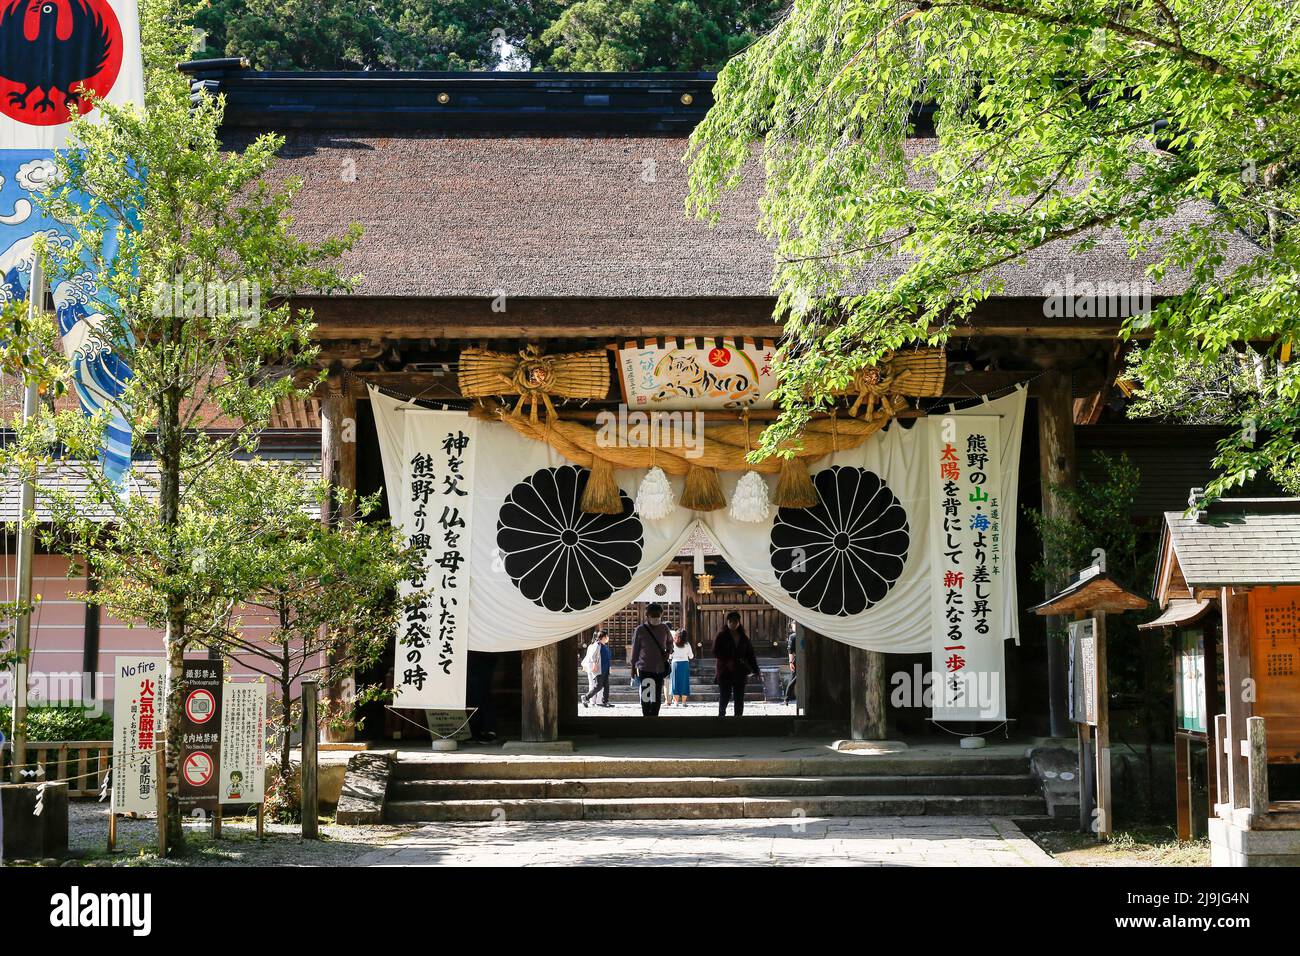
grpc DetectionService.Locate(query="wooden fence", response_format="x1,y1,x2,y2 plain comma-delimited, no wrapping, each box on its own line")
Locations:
0,740,113,797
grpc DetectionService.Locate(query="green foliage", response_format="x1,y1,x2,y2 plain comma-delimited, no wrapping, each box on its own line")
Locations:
0,705,113,742
539,0,783,71
184,459,421,774
195,0,565,70
0,0,359,851
189,0,779,72
1025,453,1167,764
1026,453,1149,590
687,1,1300,484
263,759,302,823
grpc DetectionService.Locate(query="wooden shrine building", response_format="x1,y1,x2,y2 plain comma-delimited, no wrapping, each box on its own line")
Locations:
1152,498,1300,865
80,61,1253,746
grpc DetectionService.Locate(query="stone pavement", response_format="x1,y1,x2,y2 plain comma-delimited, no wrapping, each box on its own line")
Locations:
353,816,1058,867
579,698,798,717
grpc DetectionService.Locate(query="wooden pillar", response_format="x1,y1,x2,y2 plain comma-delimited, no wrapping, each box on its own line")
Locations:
1221,587,1252,810
320,375,358,741
803,629,850,721
849,646,887,740
1037,372,1077,737
558,635,579,723
1093,611,1112,839
521,642,560,742
320,375,358,527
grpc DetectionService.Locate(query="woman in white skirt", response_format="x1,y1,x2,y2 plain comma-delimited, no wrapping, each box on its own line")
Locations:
667,630,695,707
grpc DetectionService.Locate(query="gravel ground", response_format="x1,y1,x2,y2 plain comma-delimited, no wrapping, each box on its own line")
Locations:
32,801,422,867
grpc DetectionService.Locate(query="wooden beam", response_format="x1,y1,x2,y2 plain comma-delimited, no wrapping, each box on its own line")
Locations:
290,295,1141,342
1221,587,1252,810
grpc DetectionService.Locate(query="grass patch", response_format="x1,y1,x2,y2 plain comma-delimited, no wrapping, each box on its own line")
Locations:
1032,827,1209,866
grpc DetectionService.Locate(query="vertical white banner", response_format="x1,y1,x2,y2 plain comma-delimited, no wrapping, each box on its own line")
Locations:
393,411,476,709
111,655,162,815
219,681,267,805
930,414,1006,721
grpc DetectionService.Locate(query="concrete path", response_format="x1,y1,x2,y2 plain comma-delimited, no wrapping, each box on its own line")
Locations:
354,816,1057,867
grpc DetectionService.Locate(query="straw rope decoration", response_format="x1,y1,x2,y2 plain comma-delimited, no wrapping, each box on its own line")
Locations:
837,348,947,419
459,345,609,421
471,395,905,513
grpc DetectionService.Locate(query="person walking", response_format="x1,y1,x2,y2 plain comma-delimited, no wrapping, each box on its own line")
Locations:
630,603,672,717
581,630,611,708
784,622,798,705
667,629,695,707
712,611,760,718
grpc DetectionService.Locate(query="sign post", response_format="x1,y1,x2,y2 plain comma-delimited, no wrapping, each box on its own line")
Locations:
220,679,268,831
178,660,223,823
110,655,164,851
301,679,319,840
1031,568,1149,840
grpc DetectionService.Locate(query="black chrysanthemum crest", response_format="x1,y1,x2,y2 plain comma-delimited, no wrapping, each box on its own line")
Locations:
496,465,644,612
769,466,909,616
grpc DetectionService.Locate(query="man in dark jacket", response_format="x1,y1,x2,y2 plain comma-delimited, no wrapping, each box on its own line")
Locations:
630,603,672,717
712,611,760,717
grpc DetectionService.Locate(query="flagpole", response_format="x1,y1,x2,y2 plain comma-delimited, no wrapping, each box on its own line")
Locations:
10,257,44,783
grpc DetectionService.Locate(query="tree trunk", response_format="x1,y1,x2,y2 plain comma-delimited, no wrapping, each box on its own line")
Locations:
1037,372,1077,738
158,364,186,853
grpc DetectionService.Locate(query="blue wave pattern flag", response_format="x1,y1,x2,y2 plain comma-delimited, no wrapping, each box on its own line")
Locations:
0,149,133,485
0,0,143,487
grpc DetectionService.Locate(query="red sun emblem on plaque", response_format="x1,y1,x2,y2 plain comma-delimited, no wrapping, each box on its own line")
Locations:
0,0,124,127
707,346,731,368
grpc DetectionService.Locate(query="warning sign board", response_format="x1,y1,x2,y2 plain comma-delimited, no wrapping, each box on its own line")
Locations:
179,659,223,815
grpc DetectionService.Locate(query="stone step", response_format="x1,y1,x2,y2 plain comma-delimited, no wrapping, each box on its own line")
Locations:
392,753,1032,781
384,793,1047,822
389,773,1040,801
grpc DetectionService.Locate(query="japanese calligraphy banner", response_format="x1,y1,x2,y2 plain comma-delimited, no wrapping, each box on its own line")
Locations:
370,387,1024,687
929,414,1007,721
392,409,478,709
111,655,162,815
220,681,267,806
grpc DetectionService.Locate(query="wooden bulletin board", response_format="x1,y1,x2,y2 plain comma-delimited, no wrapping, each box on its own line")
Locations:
1069,618,1098,727
1249,586,1300,763
1175,627,1208,734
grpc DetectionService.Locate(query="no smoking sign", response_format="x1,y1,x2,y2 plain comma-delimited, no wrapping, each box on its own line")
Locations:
183,751,214,787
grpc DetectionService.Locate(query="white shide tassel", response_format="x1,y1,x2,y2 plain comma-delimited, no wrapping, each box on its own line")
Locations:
634,466,676,520
729,470,771,523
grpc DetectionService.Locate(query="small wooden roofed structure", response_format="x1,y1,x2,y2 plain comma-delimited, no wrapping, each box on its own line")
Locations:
1029,571,1151,617
1152,498,1300,858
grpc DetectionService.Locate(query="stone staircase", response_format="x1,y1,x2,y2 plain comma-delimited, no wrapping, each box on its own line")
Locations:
384,750,1055,826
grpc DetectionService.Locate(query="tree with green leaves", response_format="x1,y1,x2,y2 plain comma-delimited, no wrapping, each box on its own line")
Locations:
9,0,358,851
182,461,420,819
538,0,783,71
687,1,1300,497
